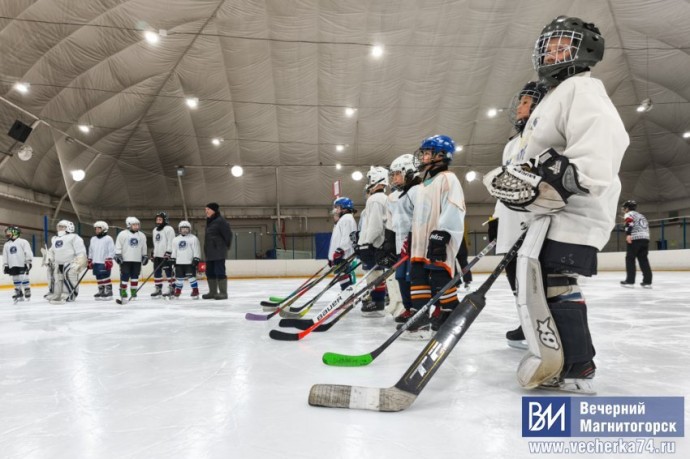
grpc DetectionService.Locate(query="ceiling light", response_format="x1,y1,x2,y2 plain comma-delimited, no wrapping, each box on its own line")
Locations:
637,98,653,113
455,145,463,152
465,171,478,182
487,108,499,118
683,132,690,139
14,82,30,94
345,107,356,117
352,170,363,181
186,97,199,109
212,137,222,146
144,30,160,44
71,169,86,182
231,165,244,177
176,166,185,177
17,144,33,161
78,124,90,133
371,45,384,58
336,144,345,152
335,163,342,170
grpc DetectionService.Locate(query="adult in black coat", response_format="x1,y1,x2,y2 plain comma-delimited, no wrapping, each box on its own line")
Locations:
203,202,232,300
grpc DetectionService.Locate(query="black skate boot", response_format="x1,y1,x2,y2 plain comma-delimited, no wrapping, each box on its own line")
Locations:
103,284,113,301
150,284,163,299
94,285,105,300
399,310,432,340
394,308,417,324
12,288,24,303
361,299,386,317
506,325,527,350
23,288,31,299
620,280,635,288
430,307,452,331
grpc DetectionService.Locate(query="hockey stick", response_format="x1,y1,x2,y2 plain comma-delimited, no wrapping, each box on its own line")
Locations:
308,231,525,411
245,260,360,321
261,254,355,308
263,262,330,305
298,240,496,338
270,257,408,341
277,260,361,318
116,259,167,305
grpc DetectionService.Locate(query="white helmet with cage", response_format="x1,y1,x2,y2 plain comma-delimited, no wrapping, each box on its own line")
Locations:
125,216,140,229
366,166,389,192
56,219,75,236
178,220,192,233
93,221,109,233
389,154,418,191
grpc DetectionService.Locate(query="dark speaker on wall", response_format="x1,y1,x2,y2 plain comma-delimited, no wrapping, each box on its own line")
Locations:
7,119,33,143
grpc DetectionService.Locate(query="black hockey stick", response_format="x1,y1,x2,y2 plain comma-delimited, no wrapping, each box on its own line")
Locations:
308,231,525,411
259,255,355,308
270,257,408,341
262,263,329,305
116,259,167,305
320,239,496,363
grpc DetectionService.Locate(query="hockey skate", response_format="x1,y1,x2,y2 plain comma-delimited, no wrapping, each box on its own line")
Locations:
49,294,69,305
430,307,451,331
506,325,528,350
640,282,652,289
394,308,416,324
538,361,596,395
150,285,163,299
399,312,433,340
173,287,182,298
23,288,31,300
620,281,635,288
162,284,175,300
94,286,105,300
12,289,24,303
361,299,386,318
191,287,200,300
102,285,113,301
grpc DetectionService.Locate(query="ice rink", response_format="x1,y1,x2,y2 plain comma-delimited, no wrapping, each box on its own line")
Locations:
1,271,688,458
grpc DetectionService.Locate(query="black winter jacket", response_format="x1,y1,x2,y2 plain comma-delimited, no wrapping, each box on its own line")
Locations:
205,213,232,261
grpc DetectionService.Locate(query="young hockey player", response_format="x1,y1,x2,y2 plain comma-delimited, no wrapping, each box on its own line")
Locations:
498,80,550,349
381,154,421,323
3,226,33,302
406,135,465,335
114,217,148,300
151,211,176,298
356,166,389,317
328,197,358,290
620,200,652,288
484,16,628,393
88,221,115,301
170,220,201,299
46,220,88,304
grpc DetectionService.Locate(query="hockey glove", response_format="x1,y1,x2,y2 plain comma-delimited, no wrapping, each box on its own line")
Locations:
114,254,123,265
375,248,397,268
104,258,113,270
25,263,32,272
3,265,9,275
356,243,377,269
192,257,200,268
141,256,149,266
164,251,172,260
332,248,345,265
87,259,94,270
382,229,397,257
427,230,450,262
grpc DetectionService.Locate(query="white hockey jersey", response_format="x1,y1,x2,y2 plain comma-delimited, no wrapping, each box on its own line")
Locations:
387,186,418,254
493,136,525,254
89,235,115,264
50,233,87,265
410,171,465,276
3,238,33,268
152,225,176,257
171,234,201,265
115,230,147,262
513,72,629,250
358,191,388,248
328,213,357,261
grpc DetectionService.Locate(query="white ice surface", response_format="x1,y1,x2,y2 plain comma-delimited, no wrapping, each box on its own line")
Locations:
1,272,688,458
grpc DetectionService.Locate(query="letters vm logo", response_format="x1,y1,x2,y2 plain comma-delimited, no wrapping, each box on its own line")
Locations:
522,397,571,437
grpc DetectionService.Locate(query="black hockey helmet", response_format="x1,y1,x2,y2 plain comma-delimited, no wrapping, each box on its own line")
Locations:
508,80,551,132
155,211,169,225
622,200,637,211
532,16,604,85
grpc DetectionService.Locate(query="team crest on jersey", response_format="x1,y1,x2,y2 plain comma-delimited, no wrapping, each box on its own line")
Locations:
178,241,187,249
155,233,161,241
10,246,17,254
129,238,139,247
55,240,64,248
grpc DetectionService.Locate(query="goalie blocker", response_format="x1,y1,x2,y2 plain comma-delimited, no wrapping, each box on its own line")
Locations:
483,148,589,214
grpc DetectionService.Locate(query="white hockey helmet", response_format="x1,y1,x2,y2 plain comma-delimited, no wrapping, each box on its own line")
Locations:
56,219,75,234
178,220,192,231
389,154,418,190
93,220,109,233
366,166,389,191
125,216,140,229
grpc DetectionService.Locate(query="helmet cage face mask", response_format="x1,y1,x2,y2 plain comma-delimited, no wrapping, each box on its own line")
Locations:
508,87,547,130
533,29,582,71
389,154,418,191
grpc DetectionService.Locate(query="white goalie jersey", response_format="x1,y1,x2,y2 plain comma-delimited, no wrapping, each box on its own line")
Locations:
509,72,629,250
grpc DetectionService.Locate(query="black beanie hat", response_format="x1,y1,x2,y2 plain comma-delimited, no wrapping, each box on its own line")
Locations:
206,202,220,213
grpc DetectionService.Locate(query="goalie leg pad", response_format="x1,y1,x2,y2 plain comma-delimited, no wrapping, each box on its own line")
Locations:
516,217,565,389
